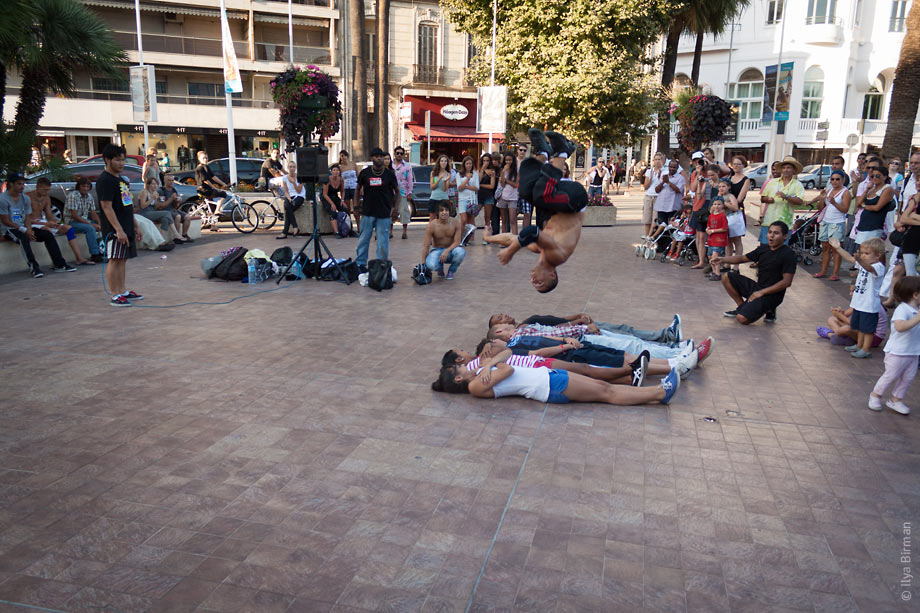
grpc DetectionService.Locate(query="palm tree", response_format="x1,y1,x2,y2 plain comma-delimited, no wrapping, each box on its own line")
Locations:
657,0,750,152
349,0,368,158
1,0,126,173
375,0,389,149
882,1,920,162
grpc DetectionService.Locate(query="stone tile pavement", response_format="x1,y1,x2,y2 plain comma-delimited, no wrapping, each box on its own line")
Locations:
1,223,918,612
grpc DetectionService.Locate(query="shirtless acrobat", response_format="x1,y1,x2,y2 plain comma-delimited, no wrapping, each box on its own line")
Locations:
485,129,588,293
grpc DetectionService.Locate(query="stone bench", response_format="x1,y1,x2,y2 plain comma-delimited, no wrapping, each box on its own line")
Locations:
0,219,201,275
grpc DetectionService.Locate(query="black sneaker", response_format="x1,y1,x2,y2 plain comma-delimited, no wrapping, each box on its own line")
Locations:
110,295,132,307
629,351,649,387
764,311,777,323
30,264,44,278
723,309,738,317
54,264,77,272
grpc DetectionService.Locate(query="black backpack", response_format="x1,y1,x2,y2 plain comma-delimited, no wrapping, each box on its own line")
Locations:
412,263,431,285
270,246,293,266
318,257,358,283
367,259,394,291
211,247,248,281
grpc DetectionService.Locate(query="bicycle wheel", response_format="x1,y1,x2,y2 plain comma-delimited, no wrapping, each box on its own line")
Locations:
253,199,280,231
231,202,259,233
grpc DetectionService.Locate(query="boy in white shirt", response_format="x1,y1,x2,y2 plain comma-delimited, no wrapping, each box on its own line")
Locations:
829,237,886,358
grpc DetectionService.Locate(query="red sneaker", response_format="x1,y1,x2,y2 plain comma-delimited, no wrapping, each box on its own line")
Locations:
110,295,132,307
123,290,144,301
696,336,714,364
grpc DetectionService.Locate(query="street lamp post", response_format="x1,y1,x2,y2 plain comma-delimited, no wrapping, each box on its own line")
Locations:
133,0,149,153
487,0,497,153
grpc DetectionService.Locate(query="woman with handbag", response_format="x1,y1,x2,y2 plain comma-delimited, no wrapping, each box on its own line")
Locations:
808,169,851,281
278,160,305,239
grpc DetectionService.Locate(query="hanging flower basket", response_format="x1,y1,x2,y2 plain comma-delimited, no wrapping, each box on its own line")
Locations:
270,65,342,146
672,90,733,155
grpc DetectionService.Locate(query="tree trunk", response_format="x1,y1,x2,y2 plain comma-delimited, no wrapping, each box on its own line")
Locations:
349,0,367,158
690,31,703,86
882,0,920,162
376,0,389,150
657,23,682,153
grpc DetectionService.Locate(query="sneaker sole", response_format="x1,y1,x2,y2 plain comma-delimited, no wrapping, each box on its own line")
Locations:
868,402,883,412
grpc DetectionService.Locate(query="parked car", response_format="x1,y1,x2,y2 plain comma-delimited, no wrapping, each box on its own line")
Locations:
24,163,199,220
743,163,770,189
171,157,265,188
81,153,146,166
797,164,832,189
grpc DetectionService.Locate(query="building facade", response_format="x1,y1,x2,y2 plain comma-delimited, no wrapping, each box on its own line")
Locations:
3,0,340,167
670,0,914,167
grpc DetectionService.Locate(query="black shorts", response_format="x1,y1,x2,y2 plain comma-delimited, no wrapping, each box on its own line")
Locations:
657,210,677,225
689,210,708,232
321,199,339,221
850,309,879,334
104,234,137,260
727,271,782,323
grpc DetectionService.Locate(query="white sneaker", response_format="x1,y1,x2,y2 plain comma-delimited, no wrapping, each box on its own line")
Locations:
886,399,911,415
868,396,883,411
676,350,698,379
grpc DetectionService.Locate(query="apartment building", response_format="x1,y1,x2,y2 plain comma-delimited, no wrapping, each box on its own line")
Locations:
3,0,340,167
670,0,912,166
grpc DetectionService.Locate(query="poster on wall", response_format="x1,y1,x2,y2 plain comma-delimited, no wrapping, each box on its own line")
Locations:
762,62,794,122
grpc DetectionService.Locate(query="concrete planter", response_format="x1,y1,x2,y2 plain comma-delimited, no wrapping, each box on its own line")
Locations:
583,206,617,226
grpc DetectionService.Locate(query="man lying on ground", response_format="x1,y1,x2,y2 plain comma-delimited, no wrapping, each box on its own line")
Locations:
488,312,683,346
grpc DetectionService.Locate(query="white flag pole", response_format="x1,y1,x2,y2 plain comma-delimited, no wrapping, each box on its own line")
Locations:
134,0,149,153
220,0,239,186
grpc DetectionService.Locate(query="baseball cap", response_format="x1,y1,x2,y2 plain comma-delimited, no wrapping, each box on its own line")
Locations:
691,151,704,160
369,147,386,157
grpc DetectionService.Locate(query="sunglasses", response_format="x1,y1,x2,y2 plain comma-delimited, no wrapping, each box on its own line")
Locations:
830,176,841,181
518,149,527,153
869,173,883,179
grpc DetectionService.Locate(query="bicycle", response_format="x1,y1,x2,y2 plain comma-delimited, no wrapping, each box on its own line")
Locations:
181,190,259,234
248,186,286,231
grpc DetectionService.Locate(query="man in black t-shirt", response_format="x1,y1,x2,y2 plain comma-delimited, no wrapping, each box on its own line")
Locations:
97,143,144,307
354,147,398,270
711,221,797,324
259,148,284,191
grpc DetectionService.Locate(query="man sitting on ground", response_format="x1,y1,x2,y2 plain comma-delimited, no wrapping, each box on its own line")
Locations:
712,221,797,324
421,200,465,280
485,129,588,293
0,173,74,277
488,312,683,345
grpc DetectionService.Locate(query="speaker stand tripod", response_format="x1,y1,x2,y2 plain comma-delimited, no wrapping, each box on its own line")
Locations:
276,186,351,284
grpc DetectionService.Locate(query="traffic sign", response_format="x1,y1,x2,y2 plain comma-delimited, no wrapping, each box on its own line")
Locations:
816,130,829,141
817,120,830,130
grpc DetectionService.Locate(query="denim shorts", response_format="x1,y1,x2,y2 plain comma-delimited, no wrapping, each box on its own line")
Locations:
850,309,879,334
855,229,883,245
707,246,726,257
547,369,570,404
818,221,846,242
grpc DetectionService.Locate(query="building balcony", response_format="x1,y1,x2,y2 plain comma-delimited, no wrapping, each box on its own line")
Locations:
112,30,247,59
260,0,334,7
6,86,275,109
254,42,331,66
413,64,445,86
802,16,844,45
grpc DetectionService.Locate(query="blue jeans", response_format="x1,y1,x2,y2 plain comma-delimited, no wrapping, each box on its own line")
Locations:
584,333,685,359
425,247,466,274
596,322,674,345
356,215,391,267
588,185,603,198
68,221,101,255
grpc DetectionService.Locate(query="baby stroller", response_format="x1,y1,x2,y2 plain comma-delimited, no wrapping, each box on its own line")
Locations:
635,222,673,260
789,210,821,266
667,229,698,266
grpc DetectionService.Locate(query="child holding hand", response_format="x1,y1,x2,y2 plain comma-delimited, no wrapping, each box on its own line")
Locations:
829,236,886,358
705,198,728,280
869,276,920,414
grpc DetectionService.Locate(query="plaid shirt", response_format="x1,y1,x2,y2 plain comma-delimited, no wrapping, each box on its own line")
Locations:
65,190,97,224
510,323,587,340
393,160,413,198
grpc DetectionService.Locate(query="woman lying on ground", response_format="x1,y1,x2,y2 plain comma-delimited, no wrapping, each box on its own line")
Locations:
432,362,680,406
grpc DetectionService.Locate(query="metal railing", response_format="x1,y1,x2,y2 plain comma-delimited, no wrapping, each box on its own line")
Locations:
262,0,332,6
112,30,247,58
12,87,274,108
254,42,332,65
804,15,842,25
413,64,445,85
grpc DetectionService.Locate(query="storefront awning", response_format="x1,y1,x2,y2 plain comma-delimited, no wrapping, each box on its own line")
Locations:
407,124,504,143
253,13,327,28
82,0,247,19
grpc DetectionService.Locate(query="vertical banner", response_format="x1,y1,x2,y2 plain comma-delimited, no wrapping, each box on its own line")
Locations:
476,85,507,133
762,61,793,122
221,7,243,93
129,65,157,123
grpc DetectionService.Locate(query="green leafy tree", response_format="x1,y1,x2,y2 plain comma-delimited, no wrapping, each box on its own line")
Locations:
442,0,682,145
0,0,127,173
